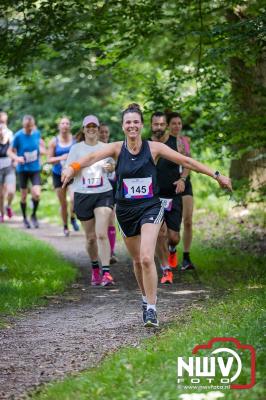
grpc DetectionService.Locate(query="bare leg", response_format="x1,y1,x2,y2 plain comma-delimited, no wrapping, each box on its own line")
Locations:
182,195,193,252
123,235,144,294
140,222,162,304
94,207,112,266
0,186,4,217
56,187,68,226
81,219,98,260
156,223,169,266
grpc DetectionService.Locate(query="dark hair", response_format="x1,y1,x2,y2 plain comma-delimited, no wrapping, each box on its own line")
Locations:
166,112,182,125
75,127,85,143
151,111,166,123
121,103,144,123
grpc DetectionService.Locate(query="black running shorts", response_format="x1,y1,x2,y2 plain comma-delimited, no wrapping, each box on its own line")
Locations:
74,190,114,221
160,195,182,233
52,172,63,189
18,171,41,189
182,179,193,197
116,200,164,238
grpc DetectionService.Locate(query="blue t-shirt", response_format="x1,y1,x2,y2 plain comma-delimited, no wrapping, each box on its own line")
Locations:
12,129,41,172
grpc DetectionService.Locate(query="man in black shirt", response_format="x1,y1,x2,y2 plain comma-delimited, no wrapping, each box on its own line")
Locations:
151,112,185,284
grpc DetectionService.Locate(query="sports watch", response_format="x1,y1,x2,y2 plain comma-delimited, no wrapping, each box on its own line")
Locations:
213,171,221,179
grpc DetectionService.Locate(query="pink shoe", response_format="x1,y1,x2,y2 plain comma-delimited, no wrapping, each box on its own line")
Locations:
91,268,102,286
6,206,13,219
101,272,115,287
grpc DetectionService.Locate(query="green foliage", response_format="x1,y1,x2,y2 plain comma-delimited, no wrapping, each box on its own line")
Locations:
0,225,76,319
0,0,265,202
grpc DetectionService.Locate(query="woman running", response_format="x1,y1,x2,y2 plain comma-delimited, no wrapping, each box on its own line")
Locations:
8,115,46,229
47,117,79,236
0,123,16,222
167,112,196,271
99,123,118,264
62,103,232,328
66,115,115,286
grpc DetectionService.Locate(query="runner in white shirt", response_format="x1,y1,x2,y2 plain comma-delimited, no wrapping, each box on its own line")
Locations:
66,115,115,287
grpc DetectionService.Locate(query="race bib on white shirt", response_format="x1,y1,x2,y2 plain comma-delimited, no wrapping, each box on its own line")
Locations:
24,150,38,163
160,197,173,211
82,170,103,188
123,177,153,199
0,157,11,169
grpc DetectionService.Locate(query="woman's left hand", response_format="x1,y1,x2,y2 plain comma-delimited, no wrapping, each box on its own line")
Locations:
217,175,232,191
102,162,114,173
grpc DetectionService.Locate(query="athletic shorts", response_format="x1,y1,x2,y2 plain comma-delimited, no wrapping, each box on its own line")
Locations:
74,190,114,221
18,171,41,189
116,200,164,238
52,172,63,189
109,179,117,204
0,166,16,186
182,179,193,197
160,196,182,233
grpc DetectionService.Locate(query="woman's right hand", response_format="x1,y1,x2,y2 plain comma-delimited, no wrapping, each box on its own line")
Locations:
61,166,75,188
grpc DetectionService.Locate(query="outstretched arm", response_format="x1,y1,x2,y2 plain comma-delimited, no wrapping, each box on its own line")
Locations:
150,141,232,190
61,142,121,187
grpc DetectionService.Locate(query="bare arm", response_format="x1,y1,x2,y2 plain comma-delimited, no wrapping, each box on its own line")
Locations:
39,138,47,155
61,142,122,187
7,147,25,164
47,138,67,164
150,141,232,190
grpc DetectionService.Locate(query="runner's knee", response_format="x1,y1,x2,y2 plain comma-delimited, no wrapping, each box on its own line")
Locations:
96,232,108,242
86,235,97,247
140,254,153,269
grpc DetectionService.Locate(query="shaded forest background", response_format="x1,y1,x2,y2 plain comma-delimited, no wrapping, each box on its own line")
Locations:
0,0,265,202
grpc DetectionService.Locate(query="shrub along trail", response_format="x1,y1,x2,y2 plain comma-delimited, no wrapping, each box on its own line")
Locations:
0,218,208,399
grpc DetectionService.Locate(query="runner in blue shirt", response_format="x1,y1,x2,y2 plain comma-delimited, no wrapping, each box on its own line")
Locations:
8,115,46,228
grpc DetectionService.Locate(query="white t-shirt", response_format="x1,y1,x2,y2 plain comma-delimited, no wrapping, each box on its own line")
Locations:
66,141,113,194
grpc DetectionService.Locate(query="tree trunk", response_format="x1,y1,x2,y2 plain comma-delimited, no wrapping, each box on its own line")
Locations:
227,8,266,193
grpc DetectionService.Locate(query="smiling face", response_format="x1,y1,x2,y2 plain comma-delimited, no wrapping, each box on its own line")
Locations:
169,116,182,137
122,112,143,141
83,123,99,143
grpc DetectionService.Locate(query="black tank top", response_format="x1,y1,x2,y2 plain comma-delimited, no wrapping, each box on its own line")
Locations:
115,140,160,205
156,135,182,197
0,141,9,158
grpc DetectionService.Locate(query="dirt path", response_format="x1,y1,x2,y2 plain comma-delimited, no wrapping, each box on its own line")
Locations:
1,218,208,399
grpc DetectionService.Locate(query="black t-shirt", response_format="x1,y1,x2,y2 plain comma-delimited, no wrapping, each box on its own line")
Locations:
156,135,182,197
0,141,9,158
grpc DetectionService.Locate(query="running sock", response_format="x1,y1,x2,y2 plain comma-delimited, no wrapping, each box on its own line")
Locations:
31,198,39,217
183,252,191,262
142,295,147,304
168,244,176,254
20,202,27,219
147,304,156,311
91,260,100,270
108,226,116,255
102,265,110,275
161,265,171,272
